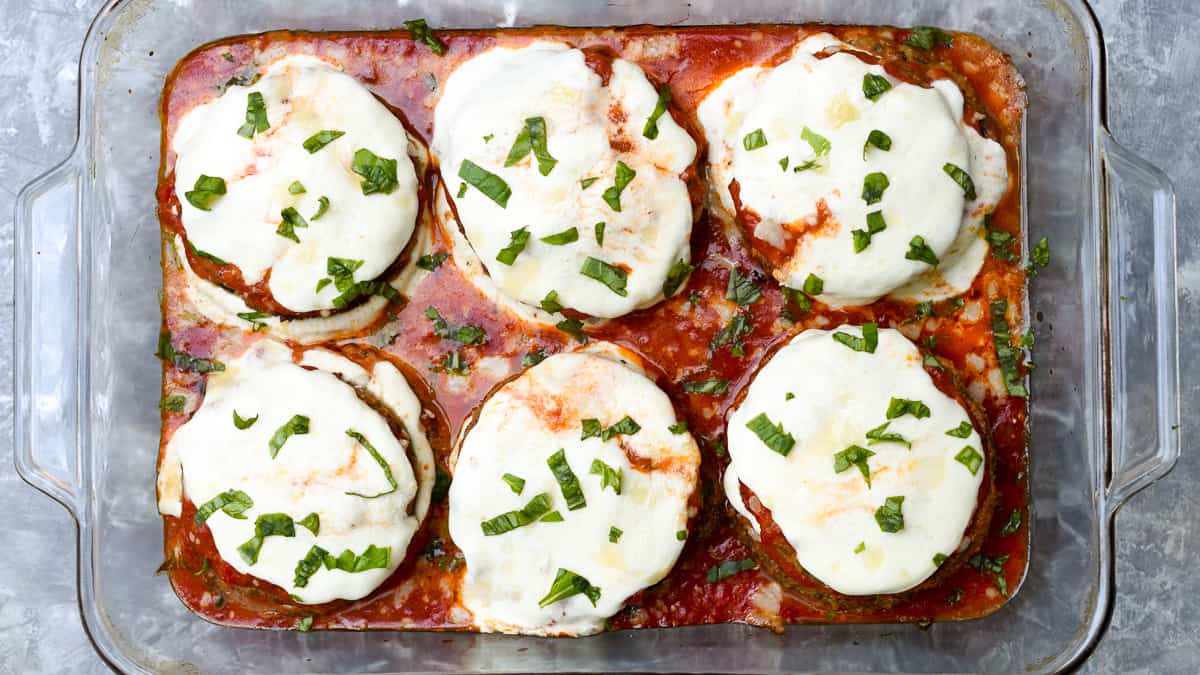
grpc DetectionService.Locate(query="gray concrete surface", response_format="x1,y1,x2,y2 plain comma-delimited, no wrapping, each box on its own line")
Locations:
0,0,1194,672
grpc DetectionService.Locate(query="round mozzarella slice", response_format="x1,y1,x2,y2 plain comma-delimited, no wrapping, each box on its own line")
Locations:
449,349,700,635
698,33,1008,307
726,326,985,596
173,55,420,314
168,340,431,604
432,41,698,319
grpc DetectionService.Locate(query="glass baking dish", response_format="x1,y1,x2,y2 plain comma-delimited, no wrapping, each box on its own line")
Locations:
13,0,1180,672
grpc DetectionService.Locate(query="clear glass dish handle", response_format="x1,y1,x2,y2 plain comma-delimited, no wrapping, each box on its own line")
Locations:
1102,132,1181,517
14,152,83,519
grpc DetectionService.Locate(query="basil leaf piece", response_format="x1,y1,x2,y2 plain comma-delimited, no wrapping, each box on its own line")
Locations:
424,306,488,345
706,558,757,583
609,526,624,543
188,240,228,266
778,157,790,171
904,26,954,50
581,418,602,440
556,317,588,344
331,279,401,309
501,473,526,495
297,616,314,632
538,568,601,608
1029,237,1050,271
943,163,977,200
159,395,186,412
874,496,905,533
933,552,949,566
802,273,824,295
801,126,831,156
710,312,753,357
746,412,795,456
602,161,636,212
327,256,364,293
681,379,730,395
403,18,447,55
997,509,1022,536
312,195,330,220
863,129,892,158
269,415,310,459
852,211,887,253
865,421,911,449
459,159,512,207
237,91,269,138
541,511,564,522
237,512,297,565
862,73,892,101
505,116,557,175
322,544,391,573
194,489,254,525
540,227,578,245
832,322,879,353
540,290,563,314
862,172,890,204
742,128,768,151
601,416,641,442
495,227,530,265
288,180,306,194
456,182,467,198
955,445,983,475
668,420,688,434
855,542,866,554
233,410,258,429
522,349,547,367
594,221,606,246
351,148,400,195
303,129,345,153
580,257,628,297
886,397,931,420
662,259,695,298
184,175,227,211
295,513,320,536
990,299,1028,397
236,311,270,331
793,159,820,173
905,235,941,265
580,177,598,189
344,430,399,499
834,445,876,486
416,252,449,271
676,529,688,541
155,331,226,373
643,84,672,139
276,207,308,243
480,492,553,536
924,353,944,370
547,449,586,511
726,267,762,306
589,459,623,495
433,467,452,504
293,545,328,588
945,421,974,438
781,287,811,320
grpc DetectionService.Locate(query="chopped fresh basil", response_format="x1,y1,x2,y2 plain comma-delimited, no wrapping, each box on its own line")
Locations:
331,279,401,309
706,558,757,583
311,195,330,220
832,322,879,353
416,251,449,271
793,159,820,173
863,129,892,158
710,312,753,357
459,159,511,207
987,226,1018,262
343,430,399,499
689,290,701,306
802,273,824,295
781,287,811,320
874,496,905,533
602,161,636,211
580,176,598,189
294,512,320,536
194,558,210,576
862,171,890,204
547,449,586,511
522,349,547,367
945,421,974,438
589,459,623,495
676,529,688,541
480,492,553,536
969,553,1010,596
351,148,399,195
236,311,270,331
276,206,308,243
834,444,876,486
865,421,911,449
726,267,762,306
853,210,888,253
681,378,730,395
495,227,530,265
433,467,452,504
237,512,296,565
862,73,892,101
237,91,269,138
541,511,564,522
538,568,601,608
540,290,563,314
540,227,578,245
594,221,605,246
155,331,225,373
194,489,253,525
289,180,306,196
801,126,831,156
501,473,526,495
999,509,1022,536
403,18,447,55
746,412,795,456
556,317,588,344
609,526,623,543
943,163,977,200
294,545,329,588
1029,237,1050,272
886,398,930,420
711,438,728,458
662,259,695,298
669,420,688,434
955,446,983,475
778,157,789,171
906,235,940,265
302,129,345,153
425,306,488,345
322,544,391,573
456,182,467,198
159,395,186,413
643,84,672,139
931,552,949,567
580,418,602,440
505,116,557,176
297,616,314,632
580,257,628,297
990,299,1028,397
855,542,867,554
233,410,258,429
184,174,226,211
601,416,641,442
742,128,768,150
326,256,364,294
268,415,310,459
904,26,954,50
785,392,795,400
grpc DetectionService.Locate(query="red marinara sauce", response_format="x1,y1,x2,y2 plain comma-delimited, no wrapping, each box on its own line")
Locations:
157,24,1028,632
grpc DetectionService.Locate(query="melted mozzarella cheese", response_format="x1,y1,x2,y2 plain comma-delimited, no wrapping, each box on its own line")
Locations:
449,350,700,635
167,340,430,604
698,34,1008,307
726,326,984,595
173,55,420,313
432,41,697,319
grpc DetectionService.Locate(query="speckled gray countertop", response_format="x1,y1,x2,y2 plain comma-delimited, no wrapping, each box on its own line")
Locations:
0,1,1195,672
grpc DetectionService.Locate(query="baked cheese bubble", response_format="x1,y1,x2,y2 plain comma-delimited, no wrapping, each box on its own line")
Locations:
698,33,1008,307
449,349,700,635
725,325,985,596
167,340,433,604
432,41,698,319
172,55,420,314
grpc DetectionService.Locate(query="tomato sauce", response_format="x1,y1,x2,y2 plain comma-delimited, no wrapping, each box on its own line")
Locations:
157,24,1028,632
